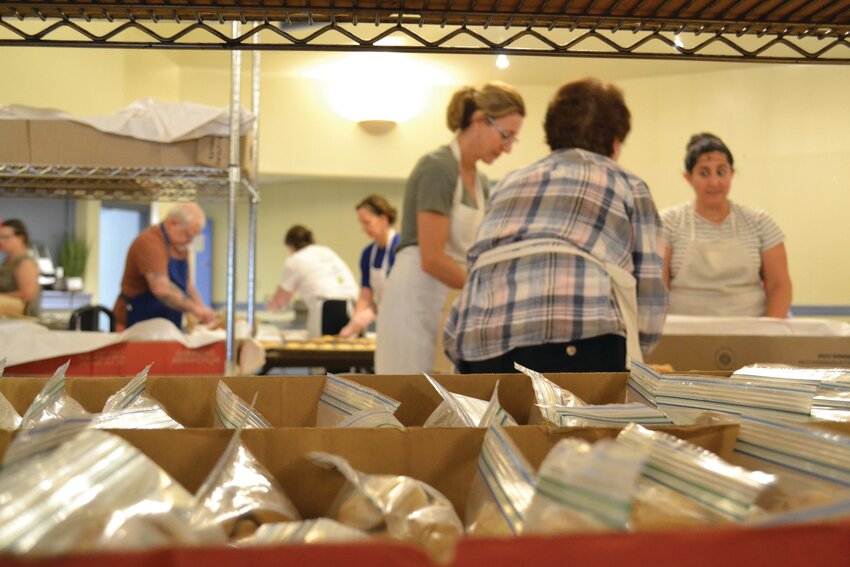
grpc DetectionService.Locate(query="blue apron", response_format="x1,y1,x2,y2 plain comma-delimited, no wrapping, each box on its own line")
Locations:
126,224,189,329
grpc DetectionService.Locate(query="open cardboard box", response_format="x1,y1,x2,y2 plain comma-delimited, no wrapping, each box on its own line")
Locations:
0,371,675,426
646,335,850,371
0,119,250,171
0,420,737,522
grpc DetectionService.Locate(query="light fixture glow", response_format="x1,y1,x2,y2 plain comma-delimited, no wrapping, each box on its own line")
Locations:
304,53,452,124
496,54,510,69
674,34,685,49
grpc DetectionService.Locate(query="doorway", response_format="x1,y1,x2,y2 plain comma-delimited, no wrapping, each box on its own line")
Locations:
98,203,150,310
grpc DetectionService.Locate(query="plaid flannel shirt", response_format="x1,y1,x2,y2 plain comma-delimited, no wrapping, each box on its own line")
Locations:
444,148,667,363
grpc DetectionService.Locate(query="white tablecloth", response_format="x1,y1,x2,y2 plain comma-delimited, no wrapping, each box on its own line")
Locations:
662,315,850,337
0,318,224,367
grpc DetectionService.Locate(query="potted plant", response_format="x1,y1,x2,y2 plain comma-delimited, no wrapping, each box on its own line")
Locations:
59,236,90,291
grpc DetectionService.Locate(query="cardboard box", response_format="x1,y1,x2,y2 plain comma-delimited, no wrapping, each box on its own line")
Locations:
646,335,850,371
0,372,628,428
0,421,737,521
0,373,739,460
0,120,31,163
3,341,226,378
0,119,248,171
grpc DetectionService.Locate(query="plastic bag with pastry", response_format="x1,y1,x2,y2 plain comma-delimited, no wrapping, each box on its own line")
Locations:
423,375,517,428
514,362,586,424
733,415,850,512
748,489,850,527
90,364,184,430
238,518,370,546
317,373,401,427
618,423,776,530
190,427,300,540
214,380,272,429
0,429,223,556
465,424,535,537
524,438,648,535
0,388,21,430
310,451,463,564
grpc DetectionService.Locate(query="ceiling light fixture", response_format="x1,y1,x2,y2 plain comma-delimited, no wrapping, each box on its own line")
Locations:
496,54,510,69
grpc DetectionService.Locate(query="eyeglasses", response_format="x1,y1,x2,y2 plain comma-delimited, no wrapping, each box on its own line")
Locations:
487,116,519,145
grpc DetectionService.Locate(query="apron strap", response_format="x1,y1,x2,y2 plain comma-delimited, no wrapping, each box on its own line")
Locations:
471,238,643,368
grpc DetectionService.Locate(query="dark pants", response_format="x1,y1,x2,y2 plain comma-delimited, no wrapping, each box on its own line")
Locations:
457,334,627,374
321,299,350,335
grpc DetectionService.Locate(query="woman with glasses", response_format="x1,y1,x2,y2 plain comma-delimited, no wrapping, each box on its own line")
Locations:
376,82,525,374
445,78,667,374
0,219,41,317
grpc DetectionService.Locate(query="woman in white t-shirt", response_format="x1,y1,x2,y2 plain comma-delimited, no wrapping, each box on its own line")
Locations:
660,133,792,318
267,225,359,337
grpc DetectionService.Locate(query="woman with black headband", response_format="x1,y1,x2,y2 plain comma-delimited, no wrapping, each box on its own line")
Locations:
661,133,792,317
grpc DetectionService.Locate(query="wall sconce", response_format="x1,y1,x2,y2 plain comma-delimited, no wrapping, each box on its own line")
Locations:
357,119,397,135
305,52,452,130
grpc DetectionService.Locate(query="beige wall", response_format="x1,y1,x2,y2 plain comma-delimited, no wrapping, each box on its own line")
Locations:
1,48,847,309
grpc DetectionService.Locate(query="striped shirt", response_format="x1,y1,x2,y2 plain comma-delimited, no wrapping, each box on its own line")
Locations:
661,202,785,281
444,148,668,363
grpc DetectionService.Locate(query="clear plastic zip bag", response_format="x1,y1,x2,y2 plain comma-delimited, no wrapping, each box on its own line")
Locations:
310,451,463,564
19,361,90,429
214,380,272,429
0,389,20,430
465,424,535,537
90,364,183,430
317,373,403,429
618,423,776,530
734,415,850,512
423,374,517,428
0,429,224,556
190,426,300,540
4,361,93,467
514,362,586,424
516,362,671,427
524,438,648,535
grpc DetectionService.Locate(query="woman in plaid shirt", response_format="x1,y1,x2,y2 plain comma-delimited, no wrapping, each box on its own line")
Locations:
444,78,668,374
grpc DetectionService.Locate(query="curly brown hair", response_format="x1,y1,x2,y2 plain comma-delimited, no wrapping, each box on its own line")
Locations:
544,78,631,157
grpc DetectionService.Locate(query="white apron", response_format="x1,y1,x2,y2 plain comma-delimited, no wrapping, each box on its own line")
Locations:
369,228,396,307
469,238,643,368
376,140,485,374
669,207,766,317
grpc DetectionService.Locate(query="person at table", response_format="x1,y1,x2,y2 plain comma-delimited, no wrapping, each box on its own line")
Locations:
376,81,525,374
339,195,401,339
444,78,667,374
267,224,359,338
661,133,792,317
0,219,41,317
114,203,217,330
